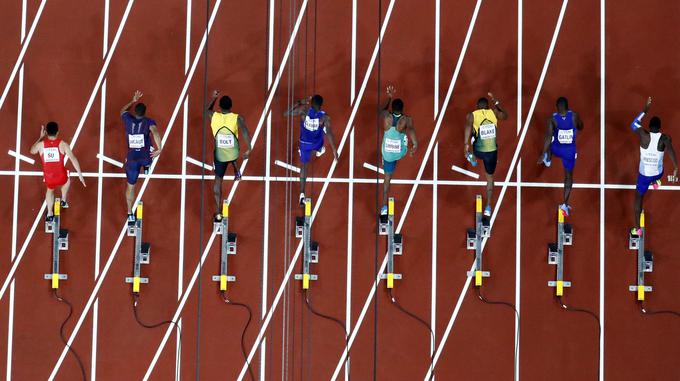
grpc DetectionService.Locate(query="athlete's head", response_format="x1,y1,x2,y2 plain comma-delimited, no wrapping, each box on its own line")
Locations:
45,121,59,137
134,103,147,117
556,97,568,112
219,96,232,111
649,116,661,132
311,94,323,109
392,98,404,114
477,97,489,109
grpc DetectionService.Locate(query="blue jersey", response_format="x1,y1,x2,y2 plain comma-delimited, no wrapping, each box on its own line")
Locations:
551,110,576,148
122,112,156,161
300,108,326,146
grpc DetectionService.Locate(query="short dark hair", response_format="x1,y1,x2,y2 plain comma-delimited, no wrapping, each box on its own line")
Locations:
477,97,489,108
45,121,59,136
556,97,568,109
311,94,323,107
134,103,147,116
650,116,661,131
392,98,404,113
219,96,232,110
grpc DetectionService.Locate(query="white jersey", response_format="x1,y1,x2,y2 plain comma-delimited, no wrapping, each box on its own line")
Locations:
639,132,664,176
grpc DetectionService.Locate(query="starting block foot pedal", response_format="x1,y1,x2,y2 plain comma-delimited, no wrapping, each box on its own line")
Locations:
379,215,389,235
227,233,237,254
547,243,558,265
140,242,151,264
393,234,403,255
628,231,640,250
213,220,224,234
481,217,491,238
295,216,305,238
127,221,136,236
58,229,69,251
644,250,653,272
45,219,55,234
466,228,476,250
310,241,319,263
563,223,573,246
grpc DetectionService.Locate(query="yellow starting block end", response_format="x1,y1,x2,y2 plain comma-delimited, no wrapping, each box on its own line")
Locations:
558,208,565,223
556,280,564,296
475,270,483,287
475,195,482,214
133,276,141,293
387,273,395,289
222,201,229,218
51,273,59,289
220,275,228,291
302,273,310,290
640,211,645,228
637,285,645,301
54,198,61,217
305,200,311,217
136,202,143,220
388,198,395,216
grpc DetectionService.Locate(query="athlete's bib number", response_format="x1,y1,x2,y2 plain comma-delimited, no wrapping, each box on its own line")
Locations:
557,129,574,144
304,117,320,132
479,123,496,140
217,134,235,148
384,138,402,153
43,147,60,163
128,134,145,149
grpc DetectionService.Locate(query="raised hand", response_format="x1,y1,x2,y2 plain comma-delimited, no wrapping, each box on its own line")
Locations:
386,84,396,98
643,96,652,113
40,124,46,139
133,90,143,102
212,90,220,98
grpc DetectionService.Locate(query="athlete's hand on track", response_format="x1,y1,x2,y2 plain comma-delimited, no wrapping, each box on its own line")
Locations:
333,149,339,161
78,174,86,187
537,152,545,165
40,124,46,139
243,149,251,160
670,168,678,183
643,96,652,113
386,84,396,98
212,90,220,98
132,90,143,102
410,143,418,156
150,148,161,158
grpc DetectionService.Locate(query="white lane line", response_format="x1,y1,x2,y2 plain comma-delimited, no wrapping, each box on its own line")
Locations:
48,1,226,378
240,1,399,379
424,1,569,378
185,156,213,171
345,130,355,381
6,2,27,375
450,165,479,179
599,0,605,379
0,0,47,111
274,160,300,173
7,150,34,165
431,144,439,380
333,1,483,377
0,0,137,302
95,153,123,168
434,0,440,117
515,1,523,379
362,162,385,175
142,1,312,378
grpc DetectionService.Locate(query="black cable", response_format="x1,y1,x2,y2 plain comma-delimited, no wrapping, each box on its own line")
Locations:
639,302,680,319
475,287,520,379
53,289,87,381
555,295,600,381
388,288,435,381
220,292,255,381
303,289,350,378
195,0,211,378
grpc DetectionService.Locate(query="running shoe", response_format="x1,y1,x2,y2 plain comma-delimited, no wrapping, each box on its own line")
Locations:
559,203,571,217
299,193,306,207
234,169,242,181
45,215,54,223
483,205,492,217
214,213,223,222
465,152,478,167
652,179,661,190
630,227,642,236
380,205,388,216
60,200,69,209
127,213,136,223
316,146,326,157
542,152,552,168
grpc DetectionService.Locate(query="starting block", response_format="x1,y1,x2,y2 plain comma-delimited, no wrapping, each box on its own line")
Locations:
480,217,491,238
309,241,319,263
547,243,558,265
227,233,237,254
45,219,55,234
628,231,640,250
393,234,403,255
58,229,69,251
562,224,573,246
643,250,653,272
466,229,476,250
140,242,151,264
379,215,389,235
295,216,305,238
548,207,572,295
629,211,654,301
213,219,223,234
127,220,136,236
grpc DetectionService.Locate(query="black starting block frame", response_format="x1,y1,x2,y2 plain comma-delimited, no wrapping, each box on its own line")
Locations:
379,198,402,289
295,198,318,289
548,208,573,296
466,195,490,286
125,202,150,293
629,211,653,301
212,200,237,291
44,199,68,289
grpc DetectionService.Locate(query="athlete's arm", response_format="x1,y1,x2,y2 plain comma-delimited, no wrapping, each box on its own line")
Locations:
207,90,219,118
324,115,339,161
538,118,554,163
665,135,678,182
61,142,86,186
631,97,652,134
284,98,310,117
488,92,508,120
574,111,584,131
464,113,474,155
237,115,252,159
29,125,46,155
149,125,163,158
121,90,142,115
406,117,418,156
380,84,395,115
